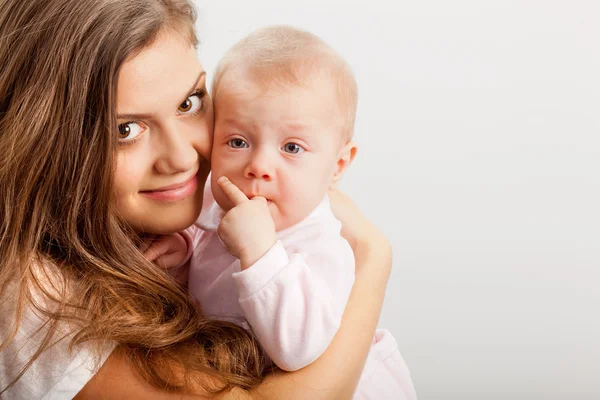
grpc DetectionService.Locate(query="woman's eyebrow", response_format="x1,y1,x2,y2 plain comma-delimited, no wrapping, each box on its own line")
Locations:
177,71,206,106
117,71,206,120
117,111,154,120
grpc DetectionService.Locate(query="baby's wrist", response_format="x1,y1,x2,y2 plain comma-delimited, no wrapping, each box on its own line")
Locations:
239,239,276,270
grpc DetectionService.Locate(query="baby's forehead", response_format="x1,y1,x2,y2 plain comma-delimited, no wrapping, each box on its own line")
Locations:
219,62,313,87
220,75,341,118
216,87,345,144
214,65,349,144
216,66,339,106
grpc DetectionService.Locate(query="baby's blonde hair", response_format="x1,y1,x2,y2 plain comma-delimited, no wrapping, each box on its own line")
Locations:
212,25,358,142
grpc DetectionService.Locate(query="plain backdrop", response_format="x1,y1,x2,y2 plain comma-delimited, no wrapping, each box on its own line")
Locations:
193,1,600,399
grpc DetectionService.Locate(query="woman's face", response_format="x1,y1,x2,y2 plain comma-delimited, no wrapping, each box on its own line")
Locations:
113,31,212,234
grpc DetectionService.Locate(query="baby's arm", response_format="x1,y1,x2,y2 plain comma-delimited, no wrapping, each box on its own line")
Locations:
144,230,195,285
232,229,355,371
216,177,354,371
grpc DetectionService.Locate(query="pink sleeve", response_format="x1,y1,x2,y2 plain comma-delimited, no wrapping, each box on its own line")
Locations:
231,234,355,371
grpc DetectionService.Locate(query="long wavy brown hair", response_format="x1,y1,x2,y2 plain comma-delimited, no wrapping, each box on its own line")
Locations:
0,0,265,395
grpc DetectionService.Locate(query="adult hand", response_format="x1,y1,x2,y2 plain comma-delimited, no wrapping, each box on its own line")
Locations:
328,185,392,272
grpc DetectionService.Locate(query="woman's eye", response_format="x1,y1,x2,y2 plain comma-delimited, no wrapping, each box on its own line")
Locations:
118,122,144,142
177,94,203,115
282,142,305,154
228,139,249,149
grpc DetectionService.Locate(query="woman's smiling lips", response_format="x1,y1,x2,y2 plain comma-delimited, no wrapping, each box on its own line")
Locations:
140,174,198,202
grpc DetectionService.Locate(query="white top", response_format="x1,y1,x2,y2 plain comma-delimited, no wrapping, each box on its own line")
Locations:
0,276,113,399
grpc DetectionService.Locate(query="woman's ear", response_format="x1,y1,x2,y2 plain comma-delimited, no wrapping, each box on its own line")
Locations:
333,141,358,182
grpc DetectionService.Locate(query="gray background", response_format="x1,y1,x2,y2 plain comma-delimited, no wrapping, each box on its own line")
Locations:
194,1,600,398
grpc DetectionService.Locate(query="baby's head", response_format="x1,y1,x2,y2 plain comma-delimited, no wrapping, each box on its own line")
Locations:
210,25,358,231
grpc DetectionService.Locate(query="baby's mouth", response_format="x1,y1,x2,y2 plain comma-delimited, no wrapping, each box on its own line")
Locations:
246,193,272,204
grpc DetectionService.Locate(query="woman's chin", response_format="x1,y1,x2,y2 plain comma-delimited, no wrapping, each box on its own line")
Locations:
126,190,203,235
143,214,198,234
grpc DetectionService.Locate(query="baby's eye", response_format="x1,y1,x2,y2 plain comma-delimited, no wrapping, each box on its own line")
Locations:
177,93,203,115
118,122,144,143
228,138,249,149
282,142,305,154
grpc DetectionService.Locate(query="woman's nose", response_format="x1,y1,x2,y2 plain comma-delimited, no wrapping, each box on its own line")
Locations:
153,121,197,174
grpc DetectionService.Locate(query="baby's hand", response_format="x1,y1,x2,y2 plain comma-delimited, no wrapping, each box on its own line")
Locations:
143,233,189,270
216,176,276,270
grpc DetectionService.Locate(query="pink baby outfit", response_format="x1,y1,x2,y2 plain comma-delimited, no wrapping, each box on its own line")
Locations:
183,180,417,398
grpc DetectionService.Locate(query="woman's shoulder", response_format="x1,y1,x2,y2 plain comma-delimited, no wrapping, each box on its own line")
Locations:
0,263,115,399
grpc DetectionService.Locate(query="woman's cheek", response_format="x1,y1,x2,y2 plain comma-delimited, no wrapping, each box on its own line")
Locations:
115,152,145,193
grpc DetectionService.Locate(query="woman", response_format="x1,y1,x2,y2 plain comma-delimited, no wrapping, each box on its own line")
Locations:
0,0,392,398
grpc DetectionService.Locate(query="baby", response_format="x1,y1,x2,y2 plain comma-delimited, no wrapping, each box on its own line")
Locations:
149,26,417,399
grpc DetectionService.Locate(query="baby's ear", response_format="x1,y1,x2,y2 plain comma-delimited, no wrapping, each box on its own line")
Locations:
333,141,357,182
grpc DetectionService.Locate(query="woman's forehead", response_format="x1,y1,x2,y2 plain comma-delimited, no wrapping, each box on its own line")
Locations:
116,32,204,117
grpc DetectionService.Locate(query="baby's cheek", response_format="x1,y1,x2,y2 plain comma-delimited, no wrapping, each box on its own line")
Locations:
278,185,297,208
285,189,310,221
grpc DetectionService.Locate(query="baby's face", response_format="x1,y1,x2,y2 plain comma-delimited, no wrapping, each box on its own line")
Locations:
211,74,344,231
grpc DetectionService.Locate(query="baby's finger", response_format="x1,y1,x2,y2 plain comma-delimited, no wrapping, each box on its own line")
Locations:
250,195,268,204
143,238,172,262
217,176,248,206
